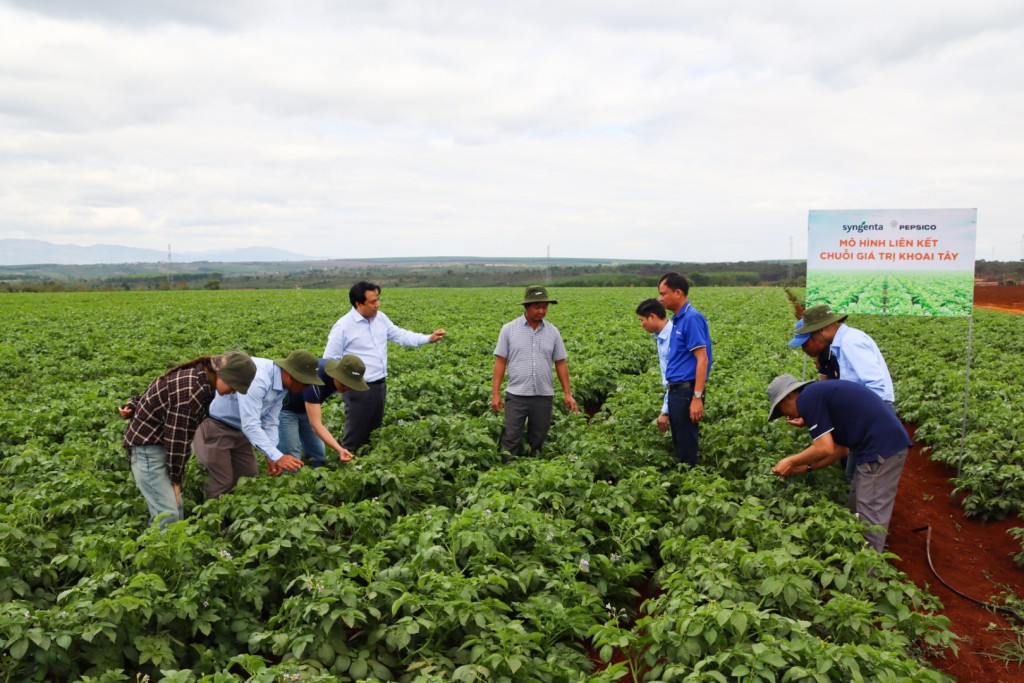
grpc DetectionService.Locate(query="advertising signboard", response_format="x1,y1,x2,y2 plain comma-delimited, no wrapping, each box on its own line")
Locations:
806,208,977,317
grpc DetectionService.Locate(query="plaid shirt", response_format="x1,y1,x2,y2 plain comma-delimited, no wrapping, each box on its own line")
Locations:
123,365,215,484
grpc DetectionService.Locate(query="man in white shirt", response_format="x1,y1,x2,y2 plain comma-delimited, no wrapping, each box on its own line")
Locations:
323,281,445,451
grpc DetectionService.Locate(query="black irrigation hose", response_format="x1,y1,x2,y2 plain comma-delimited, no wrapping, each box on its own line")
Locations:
912,525,1024,625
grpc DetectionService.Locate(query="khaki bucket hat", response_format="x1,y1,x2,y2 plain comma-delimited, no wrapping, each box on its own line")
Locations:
274,350,324,386
766,373,814,421
211,350,257,394
519,285,558,305
799,305,848,334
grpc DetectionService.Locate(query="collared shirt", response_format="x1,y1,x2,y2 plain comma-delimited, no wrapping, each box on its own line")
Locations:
494,315,568,397
664,302,713,384
282,359,338,414
323,308,430,382
209,357,287,462
830,324,894,402
798,381,910,465
655,319,673,414
124,365,214,484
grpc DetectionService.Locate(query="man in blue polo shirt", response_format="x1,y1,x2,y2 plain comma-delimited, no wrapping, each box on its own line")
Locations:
657,272,712,468
767,374,911,552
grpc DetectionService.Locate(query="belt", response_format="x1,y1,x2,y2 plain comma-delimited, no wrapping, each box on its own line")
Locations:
367,378,387,385
209,416,241,431
667,381,694,390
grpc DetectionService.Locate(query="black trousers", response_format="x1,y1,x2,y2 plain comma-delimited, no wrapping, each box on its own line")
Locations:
500,393,554,456
341,381,386,452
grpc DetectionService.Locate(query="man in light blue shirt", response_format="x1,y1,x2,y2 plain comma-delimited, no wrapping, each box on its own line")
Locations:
636,298,674,433
788,304,894,403
323,281,446,451
194,350,324,499
788,304,896,481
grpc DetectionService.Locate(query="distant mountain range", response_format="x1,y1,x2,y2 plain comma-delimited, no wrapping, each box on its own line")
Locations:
0,239,315,266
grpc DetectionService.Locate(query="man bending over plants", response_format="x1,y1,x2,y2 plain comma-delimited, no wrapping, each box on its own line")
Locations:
120,350,257,527
277,354,370,467
193,350,323,499
767,374,910,552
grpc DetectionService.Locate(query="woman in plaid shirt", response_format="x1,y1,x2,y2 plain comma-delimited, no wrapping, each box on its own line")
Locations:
120,350,256,527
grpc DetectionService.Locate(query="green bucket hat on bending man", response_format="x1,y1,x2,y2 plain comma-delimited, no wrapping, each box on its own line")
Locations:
325,354,370,392
274,350,325,386
211,350,257,394
519,285,558,305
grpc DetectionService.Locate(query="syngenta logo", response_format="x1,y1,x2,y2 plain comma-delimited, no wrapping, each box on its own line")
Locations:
842,221,884,233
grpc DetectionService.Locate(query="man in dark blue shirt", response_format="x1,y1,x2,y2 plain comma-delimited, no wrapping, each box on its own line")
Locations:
657,272,712,468
278,355,370,467
767,374,910,552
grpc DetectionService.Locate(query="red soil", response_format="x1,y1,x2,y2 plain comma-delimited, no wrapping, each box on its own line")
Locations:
974,285,1024,315
881,287,1024,680
889,430,1024,682
881,287,1024,681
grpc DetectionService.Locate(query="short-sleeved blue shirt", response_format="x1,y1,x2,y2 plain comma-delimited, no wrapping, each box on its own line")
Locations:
664,302,713,384
281,359,338,414
797,381,910,465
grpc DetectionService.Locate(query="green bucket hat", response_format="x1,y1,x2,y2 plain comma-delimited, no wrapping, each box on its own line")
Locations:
274,350,324,386
799,304,848,334
325,354,370,391
211,350,257,394
519,285,558,305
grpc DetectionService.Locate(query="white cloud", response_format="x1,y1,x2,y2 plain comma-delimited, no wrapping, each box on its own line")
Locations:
1,0,1022,262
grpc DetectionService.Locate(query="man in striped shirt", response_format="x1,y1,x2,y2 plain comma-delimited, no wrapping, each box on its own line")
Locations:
491,285,578,456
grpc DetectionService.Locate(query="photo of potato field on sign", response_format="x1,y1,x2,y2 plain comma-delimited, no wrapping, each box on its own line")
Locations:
806,270,975,317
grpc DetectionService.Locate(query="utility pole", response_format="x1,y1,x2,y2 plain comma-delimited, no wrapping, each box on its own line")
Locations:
787,236,793,281
545,245,551,283
167,244,173,290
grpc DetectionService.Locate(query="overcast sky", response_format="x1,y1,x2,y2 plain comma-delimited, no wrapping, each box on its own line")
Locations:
2,1,1022,262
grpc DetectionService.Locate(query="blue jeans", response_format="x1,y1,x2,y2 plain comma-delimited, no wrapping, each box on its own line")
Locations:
130,444,184,527
277,409,327,467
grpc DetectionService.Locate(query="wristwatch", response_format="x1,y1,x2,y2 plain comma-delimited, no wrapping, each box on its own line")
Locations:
693,390,704,399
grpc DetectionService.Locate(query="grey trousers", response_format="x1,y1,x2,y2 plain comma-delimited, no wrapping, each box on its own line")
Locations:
193,418,258,500
500,393,553,456
848,447,907,552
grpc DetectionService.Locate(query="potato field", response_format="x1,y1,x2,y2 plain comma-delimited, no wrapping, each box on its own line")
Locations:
3,286,1022,682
